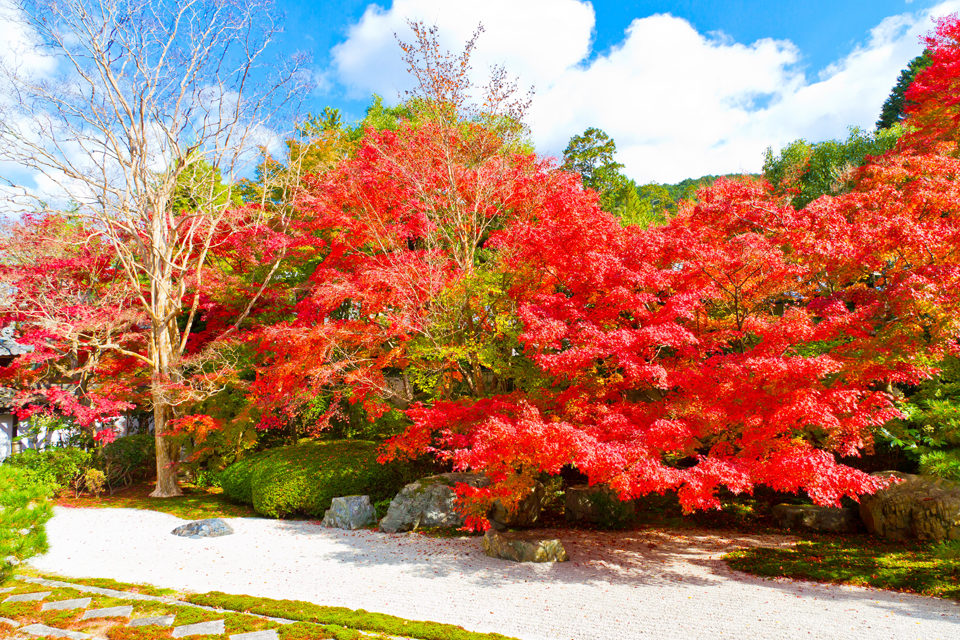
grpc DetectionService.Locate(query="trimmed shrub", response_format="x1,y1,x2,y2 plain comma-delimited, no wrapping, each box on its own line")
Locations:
4,447,92,495
0,465,54,580
220,440,422,519
98,433,156,489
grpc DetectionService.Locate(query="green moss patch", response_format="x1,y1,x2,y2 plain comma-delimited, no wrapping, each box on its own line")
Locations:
187,592,519,640
55,481,257,520
725,536,960,600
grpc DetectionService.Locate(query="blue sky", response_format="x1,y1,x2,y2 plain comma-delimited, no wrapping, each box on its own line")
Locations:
274,0,960,182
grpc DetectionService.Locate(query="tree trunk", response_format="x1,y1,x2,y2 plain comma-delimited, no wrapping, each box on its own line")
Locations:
149,400,182,497
149,310,183,498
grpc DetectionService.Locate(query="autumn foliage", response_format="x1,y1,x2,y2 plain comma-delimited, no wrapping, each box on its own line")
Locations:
4,15,960,519
256,15,960,524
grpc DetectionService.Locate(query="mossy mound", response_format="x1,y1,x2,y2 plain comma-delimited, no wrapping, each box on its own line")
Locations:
220,440,419,519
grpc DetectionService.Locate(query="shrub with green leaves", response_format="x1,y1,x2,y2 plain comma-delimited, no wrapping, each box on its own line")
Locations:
4,447,92,495
98,433,156,489
0,465,54,580
883,355,960,483
220,440,423,518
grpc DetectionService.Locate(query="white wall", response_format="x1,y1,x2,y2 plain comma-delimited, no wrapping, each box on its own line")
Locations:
0,413,12,461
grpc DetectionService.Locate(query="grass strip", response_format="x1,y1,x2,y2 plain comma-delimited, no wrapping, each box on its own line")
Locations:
725,535,960,601
186,592,520,640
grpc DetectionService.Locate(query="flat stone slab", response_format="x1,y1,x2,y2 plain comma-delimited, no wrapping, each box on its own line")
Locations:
230,631,280,640
129,614,176,627
0,586,14,593
0,615,19,626
80,605,134,620
171,518,234,539
172,619,226,637
17,623,94,639
41,597,92,611
4,591,51,602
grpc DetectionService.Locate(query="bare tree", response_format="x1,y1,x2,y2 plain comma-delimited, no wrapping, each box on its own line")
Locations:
0,0,304,496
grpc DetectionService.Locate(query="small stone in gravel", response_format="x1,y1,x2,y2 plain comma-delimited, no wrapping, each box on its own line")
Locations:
129,614,176,627
17,623,94,639
172,619,226,637
4,591,51,602
230,631,280,640
81,605,134,620
41,597,92,611
171,518,234,538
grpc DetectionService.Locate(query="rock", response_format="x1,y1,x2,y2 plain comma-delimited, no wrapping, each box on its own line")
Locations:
481,530,569,563
170,518,234,539
772,504,861,533
321,495,376,530
487,482,547,531
564,484,635,527
379,473,489,533
859,471,960,542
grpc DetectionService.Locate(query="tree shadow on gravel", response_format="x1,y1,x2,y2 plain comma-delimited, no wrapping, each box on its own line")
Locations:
271,520,780,589
269,519,960,623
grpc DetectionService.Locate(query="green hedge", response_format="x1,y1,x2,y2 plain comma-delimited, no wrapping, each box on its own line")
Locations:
0,465,54,580
4,447,92,495
220,440,420,519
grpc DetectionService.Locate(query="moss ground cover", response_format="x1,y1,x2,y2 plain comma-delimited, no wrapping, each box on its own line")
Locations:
725,535,960,601
0,572,518,640
54,481,258,520
186,592,519,640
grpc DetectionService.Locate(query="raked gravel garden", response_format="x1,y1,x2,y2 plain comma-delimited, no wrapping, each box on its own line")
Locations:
16,505,960,640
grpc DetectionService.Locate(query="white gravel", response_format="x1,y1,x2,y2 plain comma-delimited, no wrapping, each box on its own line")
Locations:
30,507,960,640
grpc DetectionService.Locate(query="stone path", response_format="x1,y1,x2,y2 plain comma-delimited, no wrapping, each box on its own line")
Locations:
0,579,313,640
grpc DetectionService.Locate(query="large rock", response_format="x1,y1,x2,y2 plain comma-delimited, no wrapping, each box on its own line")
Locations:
772,504,861,534
481,530,569,563
564,484,635,527
321,495,376,530
379,473,489,533
171,518,233,538
860,471,960,542
487,482,547,531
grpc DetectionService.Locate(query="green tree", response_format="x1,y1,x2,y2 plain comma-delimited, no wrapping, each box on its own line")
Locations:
883,354,960,482
561,127,624,196
763,127,900,208
561,128,670,227
877,51,933,130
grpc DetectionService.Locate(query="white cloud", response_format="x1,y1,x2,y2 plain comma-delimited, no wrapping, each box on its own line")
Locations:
331,0,594,99
327,0,960,183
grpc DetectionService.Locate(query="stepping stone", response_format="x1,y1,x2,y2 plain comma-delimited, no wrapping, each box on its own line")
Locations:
41,597,92,611
80,605,133,620
0,615,19,626
230,631,279,640
4,591,51,602
172,619,225,637
0,587,15,593
129,614,176,627
17,623,94,639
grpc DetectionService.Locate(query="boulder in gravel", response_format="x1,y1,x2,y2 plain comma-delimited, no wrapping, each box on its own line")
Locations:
170,518,233,538
859,471,960,542
481,530,569,563
564,484,635,527
487,481,547,531
772,504,861,534
379,473,489,533
321,495,376,530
